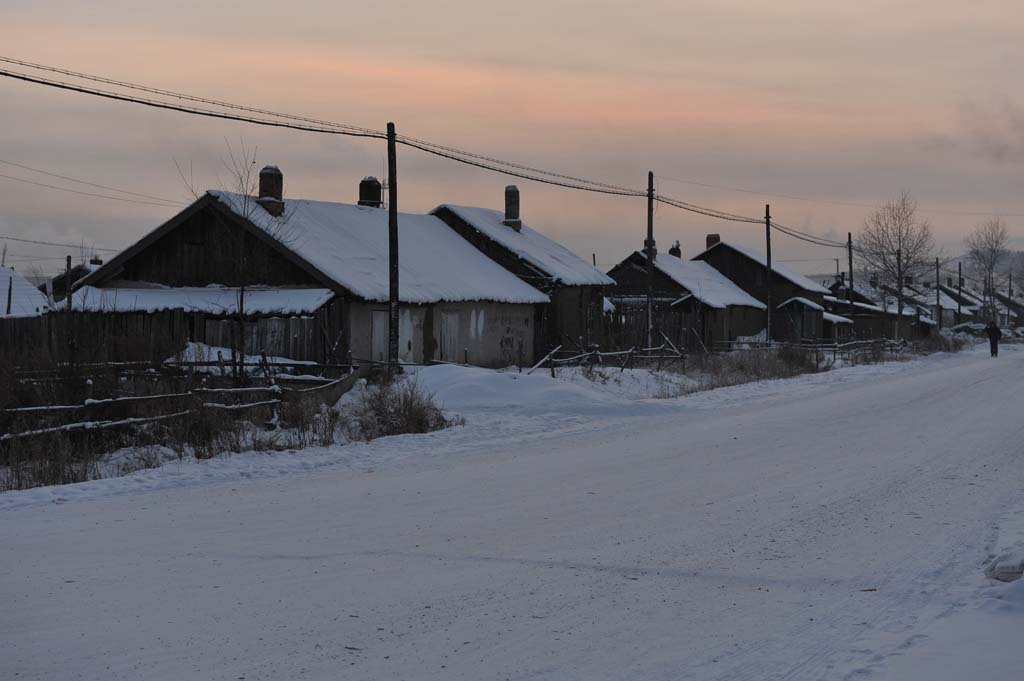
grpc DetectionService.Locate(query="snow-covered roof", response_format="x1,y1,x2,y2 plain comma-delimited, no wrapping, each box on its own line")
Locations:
433,204,614,287
778,296,824,311
909,287,962,311
212,192,549,305
822,311,853,325
696,241,830,295
72,285,335,315
650,254,766,310
0,266,50,317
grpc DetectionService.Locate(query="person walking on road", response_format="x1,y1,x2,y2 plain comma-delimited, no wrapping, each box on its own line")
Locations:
985,320,1002,357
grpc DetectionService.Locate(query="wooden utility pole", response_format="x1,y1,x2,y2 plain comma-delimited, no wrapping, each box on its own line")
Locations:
65,255,72,313
5,276,12,315
644,171,655,349
935,257,941,330
895,248,902,340
765,204,772,344
386,122,400,375
847,232,854,308
957,261,963,325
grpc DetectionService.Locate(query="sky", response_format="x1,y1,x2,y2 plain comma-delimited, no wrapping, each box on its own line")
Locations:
1,0,1023,280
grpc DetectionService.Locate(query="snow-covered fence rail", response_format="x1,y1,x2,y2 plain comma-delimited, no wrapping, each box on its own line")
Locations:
2,391,193,414
534,344,685,375
711,338,906,363
0,410,195,442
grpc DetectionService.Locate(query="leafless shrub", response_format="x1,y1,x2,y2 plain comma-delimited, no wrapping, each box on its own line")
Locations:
687,346,831,391
0,433,96,491
344,376,458,442
278,396,341,448
914,333,969,355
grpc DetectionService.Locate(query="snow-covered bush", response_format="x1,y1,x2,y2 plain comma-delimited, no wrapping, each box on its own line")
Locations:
914,332,969,355
344,375,458,442
689,345,830,390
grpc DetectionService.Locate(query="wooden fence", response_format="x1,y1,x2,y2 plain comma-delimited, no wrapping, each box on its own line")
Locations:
1,365,370,444
0,310,189,366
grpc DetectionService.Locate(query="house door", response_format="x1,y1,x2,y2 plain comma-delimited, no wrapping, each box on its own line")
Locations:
371,310,388,363
439,310,460,362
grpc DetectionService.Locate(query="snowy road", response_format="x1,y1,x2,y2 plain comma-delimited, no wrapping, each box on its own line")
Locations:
3,349,1023,680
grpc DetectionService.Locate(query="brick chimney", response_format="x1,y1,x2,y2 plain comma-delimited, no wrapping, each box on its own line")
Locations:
668,240,682,258
256,165,285,217
503,185,521,231
358,176,383,208
706,233,721,250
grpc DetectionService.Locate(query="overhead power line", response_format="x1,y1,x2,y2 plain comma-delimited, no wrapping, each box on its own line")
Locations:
0,172,181,208
659,174,1024,219
0,158,181,204
0,234,119,252
0,56,929,255
0,59,644,197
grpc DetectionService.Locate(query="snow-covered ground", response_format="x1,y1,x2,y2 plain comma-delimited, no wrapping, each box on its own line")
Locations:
2,344,1022,680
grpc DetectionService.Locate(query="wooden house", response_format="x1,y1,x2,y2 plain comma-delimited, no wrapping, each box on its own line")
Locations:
606,250,765,351
692,235,830,342
431,186,614,352
74,167,548,367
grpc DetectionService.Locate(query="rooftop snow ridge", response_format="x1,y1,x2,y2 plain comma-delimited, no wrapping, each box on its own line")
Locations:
433,204,614,287
647,254,765,310
211,191,549,305
696,240,830,295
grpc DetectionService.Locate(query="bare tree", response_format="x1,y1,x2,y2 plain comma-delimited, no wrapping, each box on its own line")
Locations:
856,192,936,338
964,218,1009,321
177,139,294,383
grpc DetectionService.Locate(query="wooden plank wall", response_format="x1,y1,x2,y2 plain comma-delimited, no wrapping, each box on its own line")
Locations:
0,310,189,366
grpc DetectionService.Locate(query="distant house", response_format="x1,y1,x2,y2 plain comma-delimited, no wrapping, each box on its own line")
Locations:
606,249,765,350
1,266,50,318
992,290,1024,327
692,235,830,342
431,186,614,352
826,279,928,340
75,167,549,366
39,258,103,303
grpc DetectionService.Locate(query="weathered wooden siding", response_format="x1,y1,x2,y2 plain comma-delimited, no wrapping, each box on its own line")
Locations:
189,297,347,363
116,205,320,287
347,301,535,368
0,310,189,365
